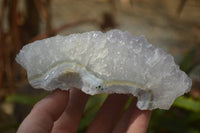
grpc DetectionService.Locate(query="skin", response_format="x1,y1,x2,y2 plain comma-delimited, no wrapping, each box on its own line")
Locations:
17,88,152,133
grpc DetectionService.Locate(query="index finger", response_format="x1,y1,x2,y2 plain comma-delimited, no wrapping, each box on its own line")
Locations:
17,89,69,133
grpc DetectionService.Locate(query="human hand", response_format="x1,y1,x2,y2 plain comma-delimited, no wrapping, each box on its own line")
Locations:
17,88,151,133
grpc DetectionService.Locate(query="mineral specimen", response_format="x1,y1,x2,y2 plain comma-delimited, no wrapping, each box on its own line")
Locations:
16,29,192,110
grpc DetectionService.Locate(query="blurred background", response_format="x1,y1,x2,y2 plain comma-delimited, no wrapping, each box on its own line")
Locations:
0,0,200,132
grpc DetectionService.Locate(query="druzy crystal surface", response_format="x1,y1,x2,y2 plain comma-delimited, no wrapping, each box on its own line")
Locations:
16,30,192,110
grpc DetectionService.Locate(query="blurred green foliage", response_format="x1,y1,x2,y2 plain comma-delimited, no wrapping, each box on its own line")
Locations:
148,97,200,133
179,49,200,74
5,94,44,106
174,96,200,112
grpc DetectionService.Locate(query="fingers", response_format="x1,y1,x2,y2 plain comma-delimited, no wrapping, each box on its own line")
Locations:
17,89,152,133
52,88,89,133
17,89,69,133
87,94,129,133
112,98,137,133
113,98,152,133
126,107,151,133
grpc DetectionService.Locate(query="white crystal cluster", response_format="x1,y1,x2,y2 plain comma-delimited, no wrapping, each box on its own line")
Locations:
16,30,192,110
